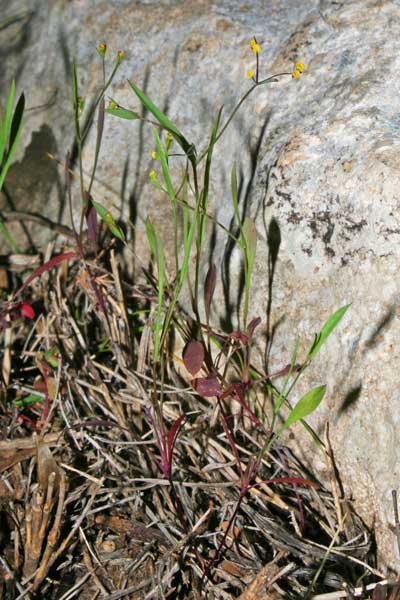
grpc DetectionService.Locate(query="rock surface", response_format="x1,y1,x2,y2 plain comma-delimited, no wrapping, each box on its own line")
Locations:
1,0,400,569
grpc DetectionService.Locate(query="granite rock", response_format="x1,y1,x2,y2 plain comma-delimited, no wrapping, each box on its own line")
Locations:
1,0,400,569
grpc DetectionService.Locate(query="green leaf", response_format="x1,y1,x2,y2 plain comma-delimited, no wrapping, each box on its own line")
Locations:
307,304,351,360
242,217,257,273
279,385,326,434
129,79,195,161
13,393,43,407
0,80,15,166
0,91,25,192
153,128,175,202
92,200,125,240
105,102,140,120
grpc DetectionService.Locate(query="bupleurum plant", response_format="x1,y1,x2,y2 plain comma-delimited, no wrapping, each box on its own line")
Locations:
0,37,383,600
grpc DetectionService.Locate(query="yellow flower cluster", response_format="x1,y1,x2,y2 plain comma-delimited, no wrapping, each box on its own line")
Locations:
249,37,261,54
97,42,107,57
117,50,125,64
247,68,254,79
108,100,118,109
292,61,305,78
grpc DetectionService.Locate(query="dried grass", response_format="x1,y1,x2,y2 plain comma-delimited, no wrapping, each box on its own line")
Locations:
0,250,397,599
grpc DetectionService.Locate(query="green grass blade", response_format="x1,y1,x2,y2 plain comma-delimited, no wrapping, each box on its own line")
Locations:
278,385,326,435
242,217,257,275
92,200,125,240
0,80,15,165
273,337,300,416
129,80,195,160
105,103,140,120
0,221,20,252
153,128,175,203
307,304,351,360
200,106,223,245
0,92,24,191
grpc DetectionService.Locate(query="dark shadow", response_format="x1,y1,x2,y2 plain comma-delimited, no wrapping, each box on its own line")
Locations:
2,124,59,250
363,306,395,351
58,25,72,89
126,66,151,270
264,217,281,365
338,383,362,414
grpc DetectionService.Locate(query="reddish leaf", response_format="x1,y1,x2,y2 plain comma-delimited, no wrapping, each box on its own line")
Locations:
247,316,261,338
183,340,205,376
251,476,319,490
85,192,98,252
20,302,35,319
229,330,248,345
165,413,185,476
192,374,222,397
16,252,79,297
204,263,216,322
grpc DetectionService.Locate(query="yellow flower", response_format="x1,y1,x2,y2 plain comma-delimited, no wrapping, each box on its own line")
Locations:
247,68,254,79
151,151,158,159
108,100,118,109
117,50,125,63
149,170,158,180
292,61,305,78
249,37,261,54
97,42,107,57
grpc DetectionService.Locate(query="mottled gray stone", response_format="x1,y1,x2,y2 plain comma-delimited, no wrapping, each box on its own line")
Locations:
1,0,399,569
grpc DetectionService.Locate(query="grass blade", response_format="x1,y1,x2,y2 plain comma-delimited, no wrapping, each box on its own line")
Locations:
307,304,351,360
129,80,195,160
105,102,140,120
92,200,124,241
0,80,15,165
278,385,326,435
0,92,25,191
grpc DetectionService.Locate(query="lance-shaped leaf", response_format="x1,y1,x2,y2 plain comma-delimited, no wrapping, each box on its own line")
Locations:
129,80,195,161
278,385,326,436
85,193,98,251
204,263,217,323
92,200,125,241
242,217,257,275
105,101,140,120
15,252,79,297
307,304,351,360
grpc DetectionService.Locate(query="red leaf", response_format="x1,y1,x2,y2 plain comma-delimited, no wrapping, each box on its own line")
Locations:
229,330,248,345
204,263,216,322
247,316,261,338
251,476,319,490
183,340,205,375
166,414,185,467
85,193,98,252
16,252,79,297
192,374,222,397
20,302,35,319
